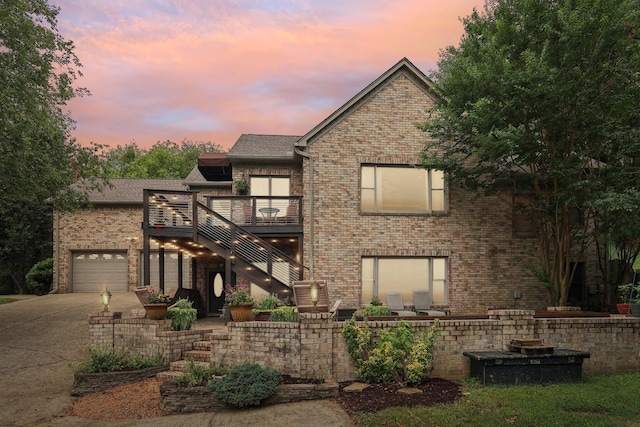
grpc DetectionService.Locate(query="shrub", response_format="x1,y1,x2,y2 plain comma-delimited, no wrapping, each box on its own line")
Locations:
73,345,165,373
342,317,441,386
256,295,280,310
269,306,298,322
167,298,197,330
208,363,282,407
173,359,229,387
25,258,53,295
363,305,390,317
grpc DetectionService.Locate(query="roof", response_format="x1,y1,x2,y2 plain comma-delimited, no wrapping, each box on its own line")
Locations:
296,57,438,148
226,134,301,161
86,178,187,204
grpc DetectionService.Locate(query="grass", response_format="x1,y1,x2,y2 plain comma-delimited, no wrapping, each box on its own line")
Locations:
0,297,18,305
354,373,640,427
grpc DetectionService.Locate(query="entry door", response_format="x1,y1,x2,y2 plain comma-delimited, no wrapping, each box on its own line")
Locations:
208,271,226,316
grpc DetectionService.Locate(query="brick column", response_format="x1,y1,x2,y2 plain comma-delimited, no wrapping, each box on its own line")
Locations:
487,309,535,350
88,311,122,350
299,312,334,380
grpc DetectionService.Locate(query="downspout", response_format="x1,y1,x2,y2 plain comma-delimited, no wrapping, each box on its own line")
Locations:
294,147,314,279
51,209,60,294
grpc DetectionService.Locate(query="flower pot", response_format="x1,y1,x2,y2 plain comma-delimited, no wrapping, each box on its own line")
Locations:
230,303,253,322
144,303,168,320
616,303,630,315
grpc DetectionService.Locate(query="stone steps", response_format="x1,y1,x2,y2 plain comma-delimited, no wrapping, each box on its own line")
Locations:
156,332,230,380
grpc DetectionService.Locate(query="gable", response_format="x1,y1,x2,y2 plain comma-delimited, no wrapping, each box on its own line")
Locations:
296,58,439,148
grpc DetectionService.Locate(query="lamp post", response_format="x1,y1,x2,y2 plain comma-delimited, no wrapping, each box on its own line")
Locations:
309,282,319,312
100,288,112,312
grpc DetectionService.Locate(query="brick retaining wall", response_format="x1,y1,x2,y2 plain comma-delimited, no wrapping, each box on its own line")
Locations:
89,311,640,382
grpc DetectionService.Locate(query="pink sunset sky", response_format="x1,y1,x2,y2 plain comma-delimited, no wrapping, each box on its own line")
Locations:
56,0,484,151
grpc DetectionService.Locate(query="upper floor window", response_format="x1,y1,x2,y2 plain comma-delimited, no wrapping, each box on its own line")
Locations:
250,176,290,197
361,165,445,213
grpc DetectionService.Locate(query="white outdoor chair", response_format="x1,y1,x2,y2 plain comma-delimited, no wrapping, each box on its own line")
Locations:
412,290,447,317
385,292,416,316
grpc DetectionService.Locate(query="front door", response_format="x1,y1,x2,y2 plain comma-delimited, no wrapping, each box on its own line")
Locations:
208,270,226,316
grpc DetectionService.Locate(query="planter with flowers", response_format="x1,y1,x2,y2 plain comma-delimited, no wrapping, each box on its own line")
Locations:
144,288,170,320
226,285,255,322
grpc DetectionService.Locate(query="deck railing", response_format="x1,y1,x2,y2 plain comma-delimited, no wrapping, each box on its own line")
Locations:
205,196,302,226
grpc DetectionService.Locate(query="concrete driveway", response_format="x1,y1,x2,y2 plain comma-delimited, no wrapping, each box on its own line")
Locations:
0,293,353,427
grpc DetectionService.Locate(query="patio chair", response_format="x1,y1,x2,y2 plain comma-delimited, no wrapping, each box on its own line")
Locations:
412,290,447,316
385,292,416,316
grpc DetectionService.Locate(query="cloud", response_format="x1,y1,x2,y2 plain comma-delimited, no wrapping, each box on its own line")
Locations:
56,0,482,150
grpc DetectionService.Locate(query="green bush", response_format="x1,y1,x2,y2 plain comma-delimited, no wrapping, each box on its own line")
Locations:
363,305,391,317
208,363,282,407
73,345,165,373
167,298,197,330
173,359,229,387
268,306,298,322
256,295,280,310
342,317,441,386
25,258,53,295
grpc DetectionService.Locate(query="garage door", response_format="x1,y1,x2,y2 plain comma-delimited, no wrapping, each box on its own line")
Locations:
140,252,191,289
72,252,128,292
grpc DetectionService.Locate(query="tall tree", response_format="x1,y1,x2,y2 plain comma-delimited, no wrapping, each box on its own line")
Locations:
0,0,104,292
421,0,640,306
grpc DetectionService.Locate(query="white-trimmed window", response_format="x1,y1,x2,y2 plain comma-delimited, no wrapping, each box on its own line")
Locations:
361,257,447,305
361,165,445,213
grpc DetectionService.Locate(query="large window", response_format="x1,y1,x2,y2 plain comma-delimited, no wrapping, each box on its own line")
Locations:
361,165,445,213
361,257,447,305
250,176,290,214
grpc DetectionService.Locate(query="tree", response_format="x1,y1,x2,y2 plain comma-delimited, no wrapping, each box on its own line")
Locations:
421,0,640,306
0,0,105,292
103,139,223,179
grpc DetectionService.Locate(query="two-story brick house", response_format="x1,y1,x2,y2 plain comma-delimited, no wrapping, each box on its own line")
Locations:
55,58,596,314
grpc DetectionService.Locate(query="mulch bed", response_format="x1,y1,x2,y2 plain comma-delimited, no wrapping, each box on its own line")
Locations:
335,378,463,416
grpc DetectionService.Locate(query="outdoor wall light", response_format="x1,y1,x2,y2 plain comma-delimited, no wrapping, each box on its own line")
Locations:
100,288,112,312
309,282,319,312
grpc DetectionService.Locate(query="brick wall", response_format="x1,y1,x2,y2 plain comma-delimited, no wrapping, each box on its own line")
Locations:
89,312,640,381
54,206,145,293
303,70,551,313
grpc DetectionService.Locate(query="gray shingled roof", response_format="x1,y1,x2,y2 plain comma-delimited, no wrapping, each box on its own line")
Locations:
184,166,206,182
87,178,187,204
227,134,300,159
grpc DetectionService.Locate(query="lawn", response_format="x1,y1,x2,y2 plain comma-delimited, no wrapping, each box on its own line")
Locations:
0,297,18,305
354,373,640,427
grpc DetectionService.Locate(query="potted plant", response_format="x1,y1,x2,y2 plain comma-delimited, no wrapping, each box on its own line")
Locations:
617,283,634,315
167,298,198,330
252,295,281,321
226,288,255,322
144,288,170,320
234,178,250,195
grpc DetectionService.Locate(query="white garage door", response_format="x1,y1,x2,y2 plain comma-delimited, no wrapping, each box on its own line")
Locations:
72,252,128,292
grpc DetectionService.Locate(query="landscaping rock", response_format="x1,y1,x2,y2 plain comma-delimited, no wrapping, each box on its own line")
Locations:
72,366,169,396
160,380,339,415
343,382,370,393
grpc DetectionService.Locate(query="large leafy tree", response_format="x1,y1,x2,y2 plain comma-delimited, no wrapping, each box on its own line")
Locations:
421,0,640,306
103,139,223,179
0,0,105,293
